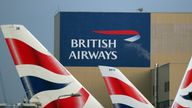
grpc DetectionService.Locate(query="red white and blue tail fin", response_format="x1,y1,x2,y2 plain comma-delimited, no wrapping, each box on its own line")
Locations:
172,57,192,108
99,66,154,108
0,24,103,108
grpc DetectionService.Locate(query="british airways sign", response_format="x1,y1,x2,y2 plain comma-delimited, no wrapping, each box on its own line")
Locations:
57,12,150,67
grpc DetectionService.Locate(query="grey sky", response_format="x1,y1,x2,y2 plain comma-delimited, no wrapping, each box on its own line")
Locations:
0,0,192,53
0,31,25,104
0,0,192,104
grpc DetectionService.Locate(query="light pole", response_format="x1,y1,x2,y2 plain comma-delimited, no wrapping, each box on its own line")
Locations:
155,63,159,108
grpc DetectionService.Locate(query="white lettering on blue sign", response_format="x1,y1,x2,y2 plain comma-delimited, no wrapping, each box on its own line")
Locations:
69,39,117,60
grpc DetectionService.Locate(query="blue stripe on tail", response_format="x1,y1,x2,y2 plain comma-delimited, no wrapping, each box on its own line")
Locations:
113,103,133,108
182,92,192,101
21,76,69,99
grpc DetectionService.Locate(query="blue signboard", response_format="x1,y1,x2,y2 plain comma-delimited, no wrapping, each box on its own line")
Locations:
58,12,150,67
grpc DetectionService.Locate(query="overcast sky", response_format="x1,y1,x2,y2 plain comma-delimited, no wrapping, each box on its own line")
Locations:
0,0,192,104
0,0,192,53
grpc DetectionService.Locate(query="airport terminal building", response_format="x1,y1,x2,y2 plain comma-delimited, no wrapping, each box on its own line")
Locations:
55,13,192,108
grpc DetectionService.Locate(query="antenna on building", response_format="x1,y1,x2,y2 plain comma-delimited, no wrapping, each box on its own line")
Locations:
55,4,60,14
137,8,143,12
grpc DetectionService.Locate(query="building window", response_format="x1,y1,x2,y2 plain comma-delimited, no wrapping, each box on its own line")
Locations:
164,81,169,92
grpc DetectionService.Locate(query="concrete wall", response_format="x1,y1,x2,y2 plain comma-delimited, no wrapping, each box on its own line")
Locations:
169,63,187,100
151,13,192,66
150,13,192,108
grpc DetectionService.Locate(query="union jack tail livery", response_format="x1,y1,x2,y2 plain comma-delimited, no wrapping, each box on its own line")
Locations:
0,24,103,108
99,66,154,108
172,57,192,108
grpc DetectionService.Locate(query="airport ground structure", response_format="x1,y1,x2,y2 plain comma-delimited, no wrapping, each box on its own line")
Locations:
55,13,192,108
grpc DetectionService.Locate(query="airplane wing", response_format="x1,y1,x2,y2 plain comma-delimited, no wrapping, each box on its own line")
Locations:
0,24,103,108
99,66,154,108
171,57,192,108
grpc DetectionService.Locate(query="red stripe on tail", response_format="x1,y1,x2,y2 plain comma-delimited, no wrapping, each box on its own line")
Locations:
5,38,69,75
172,103,187,108
44,88,89,108
182,69,192,89
104,77,147,104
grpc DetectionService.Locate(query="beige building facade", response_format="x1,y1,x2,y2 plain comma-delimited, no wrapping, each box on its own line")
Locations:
151,63,188,108
55,13,192,108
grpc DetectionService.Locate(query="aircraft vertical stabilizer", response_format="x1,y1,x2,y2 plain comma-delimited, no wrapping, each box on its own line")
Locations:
0,24,103,108
172,57,192,108
99,66,154,108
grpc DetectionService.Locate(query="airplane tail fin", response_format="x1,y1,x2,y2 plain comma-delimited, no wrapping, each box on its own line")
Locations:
0,24,103,108
98,66,154,108
171,57,192,108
